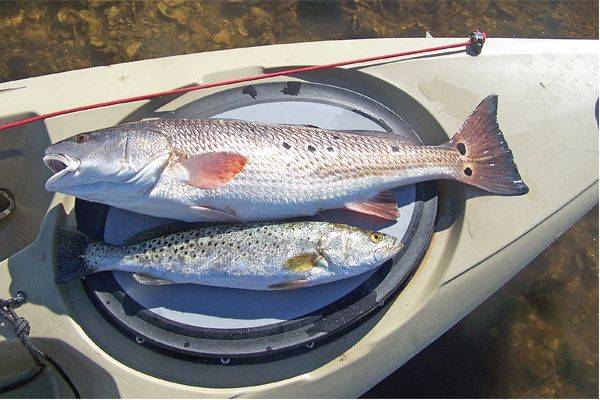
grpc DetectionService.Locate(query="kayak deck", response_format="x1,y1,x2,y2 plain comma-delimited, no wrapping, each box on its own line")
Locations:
0,37,598,397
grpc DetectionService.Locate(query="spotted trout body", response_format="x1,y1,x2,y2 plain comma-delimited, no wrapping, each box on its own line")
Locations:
55,222,402,290
44,95,528,222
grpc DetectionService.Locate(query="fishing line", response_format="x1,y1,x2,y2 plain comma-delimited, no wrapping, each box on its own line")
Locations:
0,31,485,132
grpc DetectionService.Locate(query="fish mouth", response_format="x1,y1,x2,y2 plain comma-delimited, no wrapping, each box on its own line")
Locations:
388,238,404,257
388,240,404,256
43,153,80,189
376,238,404,260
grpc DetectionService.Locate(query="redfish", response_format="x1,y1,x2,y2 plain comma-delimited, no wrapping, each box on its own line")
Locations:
44,95,527,222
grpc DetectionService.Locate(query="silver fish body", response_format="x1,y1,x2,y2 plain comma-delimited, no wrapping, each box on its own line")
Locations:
56,222,402,290
44,96,528,222
136,119,437,221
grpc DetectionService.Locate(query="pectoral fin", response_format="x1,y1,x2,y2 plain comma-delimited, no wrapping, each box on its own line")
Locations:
132,273,173,285
343,190,399,220
177,152,247,189
284,252,324,272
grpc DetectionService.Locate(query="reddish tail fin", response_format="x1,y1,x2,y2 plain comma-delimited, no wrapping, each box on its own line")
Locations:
448,95,529,196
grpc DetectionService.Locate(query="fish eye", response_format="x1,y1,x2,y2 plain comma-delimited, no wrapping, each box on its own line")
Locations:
370,233,382,243
75,133,89,143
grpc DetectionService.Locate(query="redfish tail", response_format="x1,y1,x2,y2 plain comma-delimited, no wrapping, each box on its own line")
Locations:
55,227,95,283
446,95,529,196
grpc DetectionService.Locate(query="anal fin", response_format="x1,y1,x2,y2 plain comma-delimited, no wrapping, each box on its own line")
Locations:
190,205,247,224
343,190,399,220
132,273,173,285
268,279,310,290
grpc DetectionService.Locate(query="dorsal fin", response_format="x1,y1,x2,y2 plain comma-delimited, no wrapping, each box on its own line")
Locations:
123,222,205,245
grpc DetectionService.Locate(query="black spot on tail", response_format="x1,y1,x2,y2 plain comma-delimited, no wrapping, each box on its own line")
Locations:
448,95,528,195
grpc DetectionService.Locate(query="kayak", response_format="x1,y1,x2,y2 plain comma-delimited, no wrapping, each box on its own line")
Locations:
0,36,597,397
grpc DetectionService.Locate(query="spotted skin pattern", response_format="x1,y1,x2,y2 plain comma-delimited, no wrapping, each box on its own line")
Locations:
80,222,401,290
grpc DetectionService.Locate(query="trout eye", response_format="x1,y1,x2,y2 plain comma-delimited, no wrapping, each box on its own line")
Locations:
75,133,89,143
370,233,382,243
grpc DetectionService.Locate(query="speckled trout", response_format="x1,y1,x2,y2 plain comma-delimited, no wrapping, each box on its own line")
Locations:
55,222,402,290
43,95,528,222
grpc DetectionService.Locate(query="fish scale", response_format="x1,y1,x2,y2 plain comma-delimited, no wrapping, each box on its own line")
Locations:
146,118,458,220
56,221,402,290
44,95,528,223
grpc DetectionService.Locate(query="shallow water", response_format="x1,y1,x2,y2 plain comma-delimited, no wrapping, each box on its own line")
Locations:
364,206,598,398
0,0,598,81
0,0,597,397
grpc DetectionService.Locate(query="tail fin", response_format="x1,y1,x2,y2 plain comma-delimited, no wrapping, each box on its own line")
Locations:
448,95,529,195
55,227,94,283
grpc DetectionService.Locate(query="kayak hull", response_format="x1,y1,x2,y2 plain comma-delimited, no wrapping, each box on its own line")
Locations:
0,37,597,397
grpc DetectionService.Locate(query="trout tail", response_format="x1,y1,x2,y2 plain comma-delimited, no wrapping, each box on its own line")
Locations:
446,95,529,195
55,227,95,283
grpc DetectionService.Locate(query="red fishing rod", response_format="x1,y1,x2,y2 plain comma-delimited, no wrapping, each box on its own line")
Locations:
0,31,486,132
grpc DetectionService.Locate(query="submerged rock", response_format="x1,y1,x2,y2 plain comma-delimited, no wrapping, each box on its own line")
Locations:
57,7,81,25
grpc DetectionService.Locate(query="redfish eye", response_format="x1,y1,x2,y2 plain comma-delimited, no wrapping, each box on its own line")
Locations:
75,134,89,143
